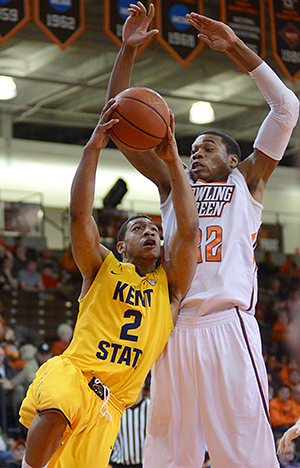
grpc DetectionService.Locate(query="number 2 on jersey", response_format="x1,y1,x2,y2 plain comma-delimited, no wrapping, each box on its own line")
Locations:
197,226,223,263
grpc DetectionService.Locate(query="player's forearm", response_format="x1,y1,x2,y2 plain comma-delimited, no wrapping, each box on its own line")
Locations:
70,148,99,222
227,37,262,72
167,158,198,237
106,44,137,101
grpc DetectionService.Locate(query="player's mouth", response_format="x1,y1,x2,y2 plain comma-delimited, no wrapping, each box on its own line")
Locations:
191,161,205,171
143,239,156,249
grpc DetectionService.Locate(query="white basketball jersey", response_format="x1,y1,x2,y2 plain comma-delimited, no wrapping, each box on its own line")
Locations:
161,168,263,317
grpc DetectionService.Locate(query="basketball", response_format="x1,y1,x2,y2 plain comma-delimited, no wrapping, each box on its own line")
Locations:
109,87,170,150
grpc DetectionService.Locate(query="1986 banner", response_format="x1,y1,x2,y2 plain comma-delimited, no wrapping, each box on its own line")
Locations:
156,0,204,66
269,0,300,82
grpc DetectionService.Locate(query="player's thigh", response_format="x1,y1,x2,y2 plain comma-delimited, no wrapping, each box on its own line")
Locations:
49,408,121,468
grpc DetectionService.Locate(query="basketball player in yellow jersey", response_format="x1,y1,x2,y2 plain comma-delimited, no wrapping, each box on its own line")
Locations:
19,99,199,468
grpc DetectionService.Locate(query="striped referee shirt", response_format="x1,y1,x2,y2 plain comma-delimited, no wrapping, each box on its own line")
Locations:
110,396,150,465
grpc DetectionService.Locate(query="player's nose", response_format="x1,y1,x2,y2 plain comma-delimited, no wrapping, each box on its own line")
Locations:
191,149,203,159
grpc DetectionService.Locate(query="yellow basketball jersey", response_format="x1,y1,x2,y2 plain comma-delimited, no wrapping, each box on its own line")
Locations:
63,252,173,408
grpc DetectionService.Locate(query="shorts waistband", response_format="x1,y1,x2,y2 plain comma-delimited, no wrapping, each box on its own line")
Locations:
175,308,238,329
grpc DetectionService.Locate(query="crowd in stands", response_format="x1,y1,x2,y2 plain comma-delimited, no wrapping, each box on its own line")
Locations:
1,234,300,467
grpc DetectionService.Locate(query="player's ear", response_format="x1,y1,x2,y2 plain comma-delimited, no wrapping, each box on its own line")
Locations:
229,154,239,169
116,241,126,255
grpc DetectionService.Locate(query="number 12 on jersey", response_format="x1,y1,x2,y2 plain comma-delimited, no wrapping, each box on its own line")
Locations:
197,226,223,263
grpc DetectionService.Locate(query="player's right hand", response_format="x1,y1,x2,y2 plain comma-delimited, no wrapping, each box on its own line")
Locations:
186,13,238,51
123,2,158,48
85,99,119,151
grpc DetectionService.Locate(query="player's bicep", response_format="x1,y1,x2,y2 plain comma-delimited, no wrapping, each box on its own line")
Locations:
70,214,108,277
238,149,278,202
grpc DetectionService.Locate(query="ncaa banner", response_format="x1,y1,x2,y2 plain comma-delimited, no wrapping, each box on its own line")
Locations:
33,0,85,50
156,0,204,67
269,0,300,82
104,0,154,58
0,0,30,43
220,0,266,73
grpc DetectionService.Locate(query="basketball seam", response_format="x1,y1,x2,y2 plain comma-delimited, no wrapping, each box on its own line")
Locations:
110,127,160,150
116,96,169,129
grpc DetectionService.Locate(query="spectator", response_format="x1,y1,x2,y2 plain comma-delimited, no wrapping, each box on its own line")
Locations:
280,255,300,278
270,386,297,437
258,251,278,277
51,324,73,356
0,344,38,421
59,245,81,282
17,260,44,292
12,246,28,274
291,385,300,422
0,245,10,268
0,257,18,291
40,265,61,291
0,438,26,467
0,346,19,429
37,247,59,275
35,343,52,366
0,325,24,371
270,310,291,354
279,363,300,389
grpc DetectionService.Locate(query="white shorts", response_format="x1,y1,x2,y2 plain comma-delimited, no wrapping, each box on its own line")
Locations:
143,308,279,468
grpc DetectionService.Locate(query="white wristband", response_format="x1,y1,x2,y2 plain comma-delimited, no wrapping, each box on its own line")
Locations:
250,62,299,160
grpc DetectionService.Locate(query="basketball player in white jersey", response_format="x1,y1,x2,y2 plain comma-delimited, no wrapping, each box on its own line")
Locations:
106,3,299,467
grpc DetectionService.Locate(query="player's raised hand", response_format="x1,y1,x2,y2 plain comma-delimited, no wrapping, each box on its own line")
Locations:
85,99,119,151
277,420,300,454
123,2,158,48
186,13,238,51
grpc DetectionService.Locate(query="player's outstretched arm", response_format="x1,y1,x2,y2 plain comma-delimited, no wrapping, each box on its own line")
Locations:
106,2,158,102
159,113,199,323
106,3,171,203
187,13,299,203
277,418,300,454
70,100,119,291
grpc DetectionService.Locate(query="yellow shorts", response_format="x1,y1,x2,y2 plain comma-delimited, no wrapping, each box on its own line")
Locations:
20,356,123,468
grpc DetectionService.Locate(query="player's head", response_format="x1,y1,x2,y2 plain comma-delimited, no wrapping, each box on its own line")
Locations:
189,130,241,183
117,215,161,266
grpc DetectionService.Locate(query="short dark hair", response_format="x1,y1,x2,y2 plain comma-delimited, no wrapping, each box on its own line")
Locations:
197,130,241,161
117,214,155,242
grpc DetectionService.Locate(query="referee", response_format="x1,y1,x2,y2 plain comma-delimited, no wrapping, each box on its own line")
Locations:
109,378,150,468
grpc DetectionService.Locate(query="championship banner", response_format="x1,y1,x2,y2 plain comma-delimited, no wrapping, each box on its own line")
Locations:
33,0,85,50
220,0,266,73
104,0,154,58
0,0,30,44
269,0,300,83
156,0,204,67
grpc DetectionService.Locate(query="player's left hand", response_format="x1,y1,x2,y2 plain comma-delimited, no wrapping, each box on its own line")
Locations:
85,99,119,151
123,2,158,48
155,111,179,163
187,13,238,51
